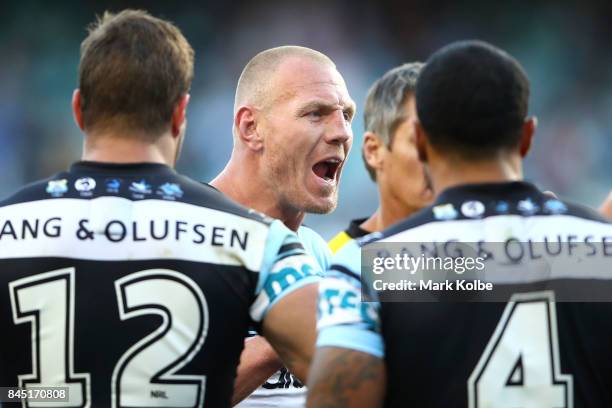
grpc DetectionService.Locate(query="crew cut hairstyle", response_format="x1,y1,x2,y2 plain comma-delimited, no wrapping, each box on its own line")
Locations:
416,40,530,158
362,62,423,181
78,9,194,139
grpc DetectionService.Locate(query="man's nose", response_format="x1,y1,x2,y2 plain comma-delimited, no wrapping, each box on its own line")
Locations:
325,110,352,145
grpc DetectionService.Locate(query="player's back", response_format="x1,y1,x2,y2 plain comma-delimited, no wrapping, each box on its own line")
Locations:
370,182,612,407
0,161,294,407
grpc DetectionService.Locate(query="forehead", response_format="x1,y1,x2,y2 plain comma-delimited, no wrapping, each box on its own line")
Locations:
390,95,417,141
270,57,352,107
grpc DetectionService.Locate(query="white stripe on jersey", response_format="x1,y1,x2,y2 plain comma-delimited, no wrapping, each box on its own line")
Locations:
0,197,269,271
376,214,611,284
382,214,609,243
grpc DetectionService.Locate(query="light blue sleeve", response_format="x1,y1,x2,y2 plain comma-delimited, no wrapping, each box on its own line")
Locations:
298,225,333,271
250,220,322,323
316,239,384,358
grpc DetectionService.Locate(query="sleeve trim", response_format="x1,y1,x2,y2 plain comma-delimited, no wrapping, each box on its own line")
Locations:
317,325,384,358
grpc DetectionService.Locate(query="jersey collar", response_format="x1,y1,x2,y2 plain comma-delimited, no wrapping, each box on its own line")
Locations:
434,181,542,205
69,161,176,177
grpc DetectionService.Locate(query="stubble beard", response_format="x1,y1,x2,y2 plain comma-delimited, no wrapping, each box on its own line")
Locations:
300,187,338,214
272,169,338,216
266,149,339,217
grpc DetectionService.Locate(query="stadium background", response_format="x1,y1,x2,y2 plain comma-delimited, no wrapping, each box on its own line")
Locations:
0,0,610,239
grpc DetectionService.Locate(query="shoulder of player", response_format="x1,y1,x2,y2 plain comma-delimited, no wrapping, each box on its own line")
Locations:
298,224,333,265
358,206,436,246
359,195,610,245
327,239,361,281
0,171,274,229
298,224,327,245
328,217,370,254
169,176,275,226
0,172,68,208
328,230,352,254
556,198,609,224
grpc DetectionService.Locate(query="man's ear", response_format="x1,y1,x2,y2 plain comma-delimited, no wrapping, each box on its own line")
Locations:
519,116,537,158
415,120,429,163
171,94,190,137
72,89,85,131
362,131,385,174
235,106,263,151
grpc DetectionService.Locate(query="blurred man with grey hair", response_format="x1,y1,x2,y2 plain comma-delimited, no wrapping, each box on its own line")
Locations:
328,62,433,253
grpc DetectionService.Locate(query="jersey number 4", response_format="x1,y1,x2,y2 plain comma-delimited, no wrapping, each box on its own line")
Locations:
9,267,209,408
468,291,573,408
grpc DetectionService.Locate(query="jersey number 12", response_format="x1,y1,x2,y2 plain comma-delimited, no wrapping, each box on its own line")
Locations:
9,267,208,408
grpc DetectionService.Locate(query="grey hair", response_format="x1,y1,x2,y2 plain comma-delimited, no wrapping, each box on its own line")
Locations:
362,62,423,181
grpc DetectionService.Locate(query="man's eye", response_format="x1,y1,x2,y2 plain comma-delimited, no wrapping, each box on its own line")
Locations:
308,111,323,118
343,111,352,121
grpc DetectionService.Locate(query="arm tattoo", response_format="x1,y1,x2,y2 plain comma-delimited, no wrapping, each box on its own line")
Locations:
308,349,384,408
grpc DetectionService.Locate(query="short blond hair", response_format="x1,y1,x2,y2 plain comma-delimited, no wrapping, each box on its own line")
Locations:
234,46,335,113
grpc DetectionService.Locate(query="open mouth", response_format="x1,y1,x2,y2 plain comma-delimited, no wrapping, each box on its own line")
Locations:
312,158,341,182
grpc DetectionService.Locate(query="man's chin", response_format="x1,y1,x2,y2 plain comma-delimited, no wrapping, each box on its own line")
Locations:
302,196,337,214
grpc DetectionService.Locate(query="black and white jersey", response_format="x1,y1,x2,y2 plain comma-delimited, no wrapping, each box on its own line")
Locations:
317,181,611,407
0,161,320,407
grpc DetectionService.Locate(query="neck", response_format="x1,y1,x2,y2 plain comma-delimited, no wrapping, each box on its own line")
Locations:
359,210,381,233
360,198,421,234
81,131,175,166
428,152,522,195
211,152,305,232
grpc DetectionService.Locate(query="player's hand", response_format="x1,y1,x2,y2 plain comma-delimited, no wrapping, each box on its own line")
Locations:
231,336,283,406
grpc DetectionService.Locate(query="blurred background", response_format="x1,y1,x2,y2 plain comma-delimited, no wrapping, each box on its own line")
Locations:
0,0,610,239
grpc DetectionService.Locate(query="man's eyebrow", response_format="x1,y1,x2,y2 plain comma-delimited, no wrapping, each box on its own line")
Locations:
298,99,356,115
298,100,335,111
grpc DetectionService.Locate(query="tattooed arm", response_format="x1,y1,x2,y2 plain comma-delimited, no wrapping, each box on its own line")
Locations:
308,240,386,407
307,347,385,408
